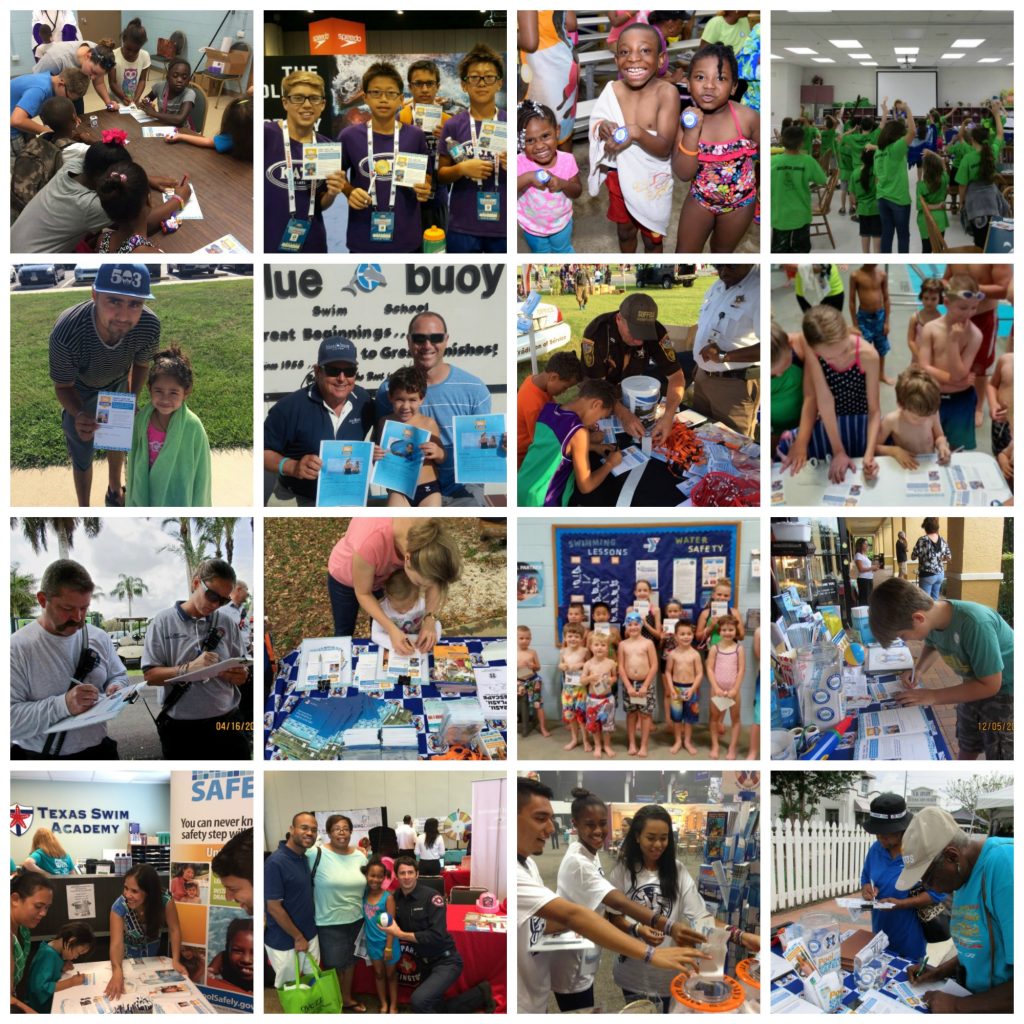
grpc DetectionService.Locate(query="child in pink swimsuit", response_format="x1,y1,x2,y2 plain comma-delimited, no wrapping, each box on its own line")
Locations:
707,614,745,759
672,43,759,253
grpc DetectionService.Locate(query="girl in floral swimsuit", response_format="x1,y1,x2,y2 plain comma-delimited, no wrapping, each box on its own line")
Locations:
671,43,759,253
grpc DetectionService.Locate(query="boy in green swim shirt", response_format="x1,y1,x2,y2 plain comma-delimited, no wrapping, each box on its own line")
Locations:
868,577,1013,761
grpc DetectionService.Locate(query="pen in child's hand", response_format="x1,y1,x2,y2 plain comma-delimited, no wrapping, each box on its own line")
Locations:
180,172,189,188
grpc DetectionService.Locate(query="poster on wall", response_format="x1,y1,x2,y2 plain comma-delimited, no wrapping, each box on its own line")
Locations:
517,562,544,607
263,262,505,405
169,772,254,1012
552,524,741,636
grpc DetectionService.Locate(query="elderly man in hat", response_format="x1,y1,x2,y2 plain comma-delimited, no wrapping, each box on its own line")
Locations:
858,793,943,961
263,335,375,506
579,293,686,445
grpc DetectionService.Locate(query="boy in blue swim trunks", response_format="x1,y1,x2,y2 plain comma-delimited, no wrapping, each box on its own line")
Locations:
664,620,703,755
918,274,984,451
850,264,894,385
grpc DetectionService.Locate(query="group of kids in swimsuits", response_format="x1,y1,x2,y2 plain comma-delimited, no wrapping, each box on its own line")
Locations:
518,577,760,760
517,24,758,254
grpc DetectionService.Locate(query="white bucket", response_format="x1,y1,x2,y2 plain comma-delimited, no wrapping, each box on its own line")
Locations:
621,375,661,431
771,729,796,760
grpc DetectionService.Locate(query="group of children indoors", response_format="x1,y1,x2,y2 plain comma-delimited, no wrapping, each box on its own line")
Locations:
771,98,1009,253
517,28,758,254
518,578,759,759
772,266,1013,494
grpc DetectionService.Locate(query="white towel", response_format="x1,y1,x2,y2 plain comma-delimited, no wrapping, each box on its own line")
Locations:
587,81,673,238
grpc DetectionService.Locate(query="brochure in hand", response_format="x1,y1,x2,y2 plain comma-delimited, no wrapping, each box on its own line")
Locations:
93,392,136,452
452,414,507,483
316,440,374,506
372,420,429,498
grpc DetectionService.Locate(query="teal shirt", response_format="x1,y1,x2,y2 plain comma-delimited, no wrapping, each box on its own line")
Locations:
925,600,1013,696
26,941,65,1012
306,846,366,926
951,838,1013,994
28,849,76,875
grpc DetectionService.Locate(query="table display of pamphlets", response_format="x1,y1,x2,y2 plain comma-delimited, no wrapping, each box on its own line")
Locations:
316,440,374,506
452,414,507,484
265,637,508,761
54,956,216,1014
771,938,941,1014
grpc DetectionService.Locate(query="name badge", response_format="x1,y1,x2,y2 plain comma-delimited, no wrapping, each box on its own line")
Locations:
371,211,396,243
279,218,311,253
477,191,500,221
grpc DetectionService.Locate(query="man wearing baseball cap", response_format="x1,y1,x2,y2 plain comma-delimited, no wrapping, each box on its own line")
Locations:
857,793,942,960
264,335,375,506
898,805,1013,1013
580,292,686,445
49,263,160,506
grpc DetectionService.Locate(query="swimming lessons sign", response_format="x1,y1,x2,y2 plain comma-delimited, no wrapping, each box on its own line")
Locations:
263,262,506,405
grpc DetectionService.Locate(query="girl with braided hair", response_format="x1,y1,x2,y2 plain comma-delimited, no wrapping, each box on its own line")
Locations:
516,99,582,252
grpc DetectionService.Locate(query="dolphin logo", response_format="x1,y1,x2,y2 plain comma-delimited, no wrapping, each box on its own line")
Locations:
342,263,387,296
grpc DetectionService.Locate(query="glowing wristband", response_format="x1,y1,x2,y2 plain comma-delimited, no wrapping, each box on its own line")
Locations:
278,458,289,476
678,141,699,156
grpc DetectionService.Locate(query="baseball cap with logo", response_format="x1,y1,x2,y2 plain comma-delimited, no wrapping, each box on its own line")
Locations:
895,806,964,889
619,293,659,341
94,263,155,300
317,336,358,367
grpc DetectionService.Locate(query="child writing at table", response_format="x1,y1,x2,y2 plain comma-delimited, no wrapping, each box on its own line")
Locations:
370,568,444,651
163,95,253,160
11,95,89,218
139,58,197,130
109,18,150,106
126,346,212,506
94,161,187,253
864,368,951,474
25,923,94,1013
778,304,882,484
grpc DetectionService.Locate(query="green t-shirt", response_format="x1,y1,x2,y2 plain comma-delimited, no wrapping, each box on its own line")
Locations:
306,845,366,926
874,136,910,204
819,128,838,156
916,174,949,236
771,361,804,433
801,123,820,154
26,941,64,1013
925,599,1014,696
955,137,1005,186
850,171,879,217
771,152,827,230
701,15,751,52
839,131,874,179
945,139,969,170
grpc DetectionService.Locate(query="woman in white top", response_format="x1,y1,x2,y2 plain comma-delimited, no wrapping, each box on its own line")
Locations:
854,538,875,605
607,805,708,1012
415,817,445,876
552,790,705,1012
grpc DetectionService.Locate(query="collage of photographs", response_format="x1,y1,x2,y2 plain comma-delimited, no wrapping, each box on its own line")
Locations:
2,3,1017,1020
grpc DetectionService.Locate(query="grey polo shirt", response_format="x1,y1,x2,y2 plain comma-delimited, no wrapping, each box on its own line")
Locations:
142,602,243,720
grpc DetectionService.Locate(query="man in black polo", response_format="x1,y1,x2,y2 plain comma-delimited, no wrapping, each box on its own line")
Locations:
580,292,685,445
263,335,375,506
383,855,492,1013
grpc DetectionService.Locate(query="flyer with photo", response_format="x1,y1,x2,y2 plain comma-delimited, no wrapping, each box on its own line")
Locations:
302,142,343,176
93,392,136,452
316,440,374,506
393,152,429,185
372,420,429,498
452,413,507,483
477,119,507,154
413,103,443,133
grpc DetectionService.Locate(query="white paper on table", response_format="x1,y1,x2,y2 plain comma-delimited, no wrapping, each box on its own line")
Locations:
192,232,250,255
141,125,178,138
161,184,203,219
711,695,735,711
46,681,147,732
856,990,913,1013
906,976,973,998
835,897,895,910
770,951,795,980
93,391,135,451
164,656,250,683
610,445,649,476
474,665,507,719
770,988,824,1013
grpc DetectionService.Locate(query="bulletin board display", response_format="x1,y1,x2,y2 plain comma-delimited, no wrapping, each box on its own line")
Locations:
552,523,741,635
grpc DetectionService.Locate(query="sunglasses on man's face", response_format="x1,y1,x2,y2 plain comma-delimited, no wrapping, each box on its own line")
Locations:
410,333,447,345
320,364,358,378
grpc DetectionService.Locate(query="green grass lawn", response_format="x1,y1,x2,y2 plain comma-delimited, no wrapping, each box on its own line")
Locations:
516,277,716,391
10,280,253,469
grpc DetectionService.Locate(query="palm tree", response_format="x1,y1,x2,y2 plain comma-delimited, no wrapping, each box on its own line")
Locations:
160,517,214,591
111,574,149,618
202,517,240,564
13,518,102,560
10,564,37,619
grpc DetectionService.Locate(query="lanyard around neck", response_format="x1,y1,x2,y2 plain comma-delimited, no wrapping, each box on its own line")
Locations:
467,113,497,187
281,120,318,219
368,120,402,210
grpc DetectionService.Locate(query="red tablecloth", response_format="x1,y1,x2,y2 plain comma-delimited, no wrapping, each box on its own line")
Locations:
443,868,471,896
353,904,506,1012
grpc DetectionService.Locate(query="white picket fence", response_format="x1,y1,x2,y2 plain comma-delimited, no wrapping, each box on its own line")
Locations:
771,819,873,911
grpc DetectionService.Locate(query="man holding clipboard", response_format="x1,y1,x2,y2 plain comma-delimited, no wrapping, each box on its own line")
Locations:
142,557,250,758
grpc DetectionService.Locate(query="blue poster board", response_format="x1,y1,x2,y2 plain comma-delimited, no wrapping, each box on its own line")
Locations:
552,523,741,635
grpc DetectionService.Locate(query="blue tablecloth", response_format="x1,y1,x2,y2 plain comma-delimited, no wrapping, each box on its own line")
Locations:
264,637,507,760
772,946,930,1013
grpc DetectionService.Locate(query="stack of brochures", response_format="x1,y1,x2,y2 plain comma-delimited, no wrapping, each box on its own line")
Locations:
381,725,420,759
342,726,381,758
855,707,938,760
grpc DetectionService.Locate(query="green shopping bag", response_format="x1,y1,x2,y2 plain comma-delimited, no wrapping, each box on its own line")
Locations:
278,951,342,1014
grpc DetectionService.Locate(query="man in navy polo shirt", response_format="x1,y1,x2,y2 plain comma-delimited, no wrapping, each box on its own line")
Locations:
264,336,375,506
264,811,320,986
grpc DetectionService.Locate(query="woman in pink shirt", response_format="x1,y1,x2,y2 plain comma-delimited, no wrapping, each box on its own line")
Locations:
326,518,462,653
